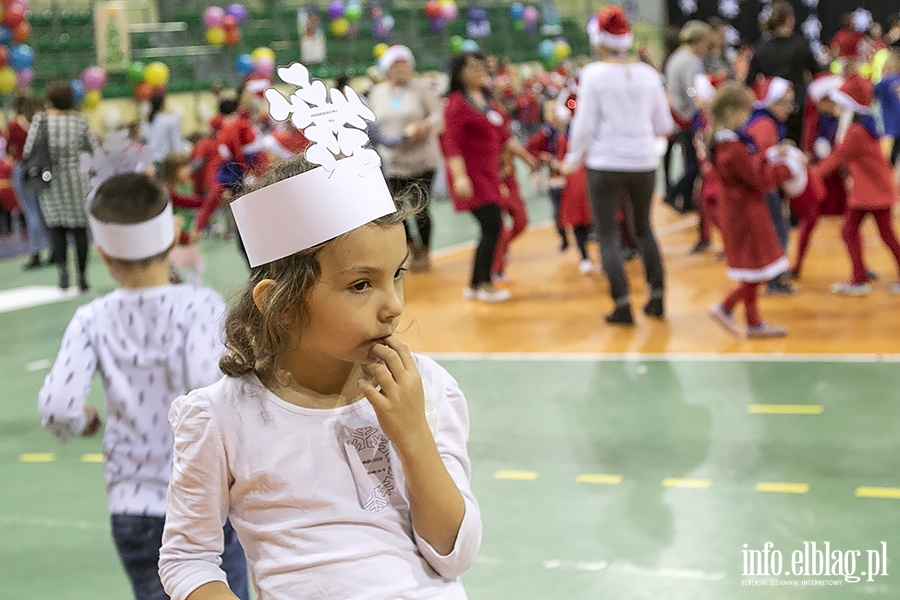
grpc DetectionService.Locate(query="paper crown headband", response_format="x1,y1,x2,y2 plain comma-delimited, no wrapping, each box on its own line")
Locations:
230,62,396,268
81,131,175,261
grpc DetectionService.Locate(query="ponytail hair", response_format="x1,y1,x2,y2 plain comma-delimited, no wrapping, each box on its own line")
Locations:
147,92,166,124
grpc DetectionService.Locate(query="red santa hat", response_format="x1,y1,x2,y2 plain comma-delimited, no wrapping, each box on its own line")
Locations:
828,73,872,115
587,6,633,51
752,76,792,109
806,74,843,103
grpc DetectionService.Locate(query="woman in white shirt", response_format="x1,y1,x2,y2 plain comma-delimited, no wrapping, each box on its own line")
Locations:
565,7,674,325
142,91,188,170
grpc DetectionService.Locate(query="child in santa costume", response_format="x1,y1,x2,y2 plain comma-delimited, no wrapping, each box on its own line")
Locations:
815,74,900,296
707,82,798,338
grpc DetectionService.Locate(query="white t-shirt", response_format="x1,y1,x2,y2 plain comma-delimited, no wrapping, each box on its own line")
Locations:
565,60,674,172
38,284,226,516
159,355,481,600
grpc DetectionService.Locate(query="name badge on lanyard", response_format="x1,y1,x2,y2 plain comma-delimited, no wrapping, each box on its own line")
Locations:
486,109,503,126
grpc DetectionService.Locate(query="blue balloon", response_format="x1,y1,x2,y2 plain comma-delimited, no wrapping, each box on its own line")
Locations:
510,3,524,20
539,39,555,59
0,26,11,47
70,79,86,105
235,53,254,76
9,44,33,71
461,39,479,52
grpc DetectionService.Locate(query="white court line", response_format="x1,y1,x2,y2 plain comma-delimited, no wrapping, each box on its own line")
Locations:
427,352,900,363
0,285,80,314
0,515,105,530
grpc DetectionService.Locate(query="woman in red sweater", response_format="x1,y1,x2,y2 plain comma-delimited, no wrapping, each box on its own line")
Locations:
441,52,535,302
816,74,900,296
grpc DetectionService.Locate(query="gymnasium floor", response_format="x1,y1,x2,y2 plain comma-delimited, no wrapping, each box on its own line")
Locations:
2,185,899,599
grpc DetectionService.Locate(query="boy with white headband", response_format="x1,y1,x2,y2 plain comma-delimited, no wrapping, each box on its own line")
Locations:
37,171,250,600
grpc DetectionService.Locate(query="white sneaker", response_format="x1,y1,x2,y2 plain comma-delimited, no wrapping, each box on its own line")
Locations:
475,287,511,303
578,259,593,274
830,282,871,296
462,287,476,300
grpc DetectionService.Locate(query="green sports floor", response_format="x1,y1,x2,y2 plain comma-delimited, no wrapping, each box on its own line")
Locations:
2,192,899,599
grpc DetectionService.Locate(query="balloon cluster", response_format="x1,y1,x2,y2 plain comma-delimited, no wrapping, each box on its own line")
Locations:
203,4,246,46
509,3,540,33
235,47,275,79
539,38,571,69
371,4,395,41
424,0,458,33
327,1,362,37
449,36,479,54
76,66,107,109
0,0,33,94
124,60,170,101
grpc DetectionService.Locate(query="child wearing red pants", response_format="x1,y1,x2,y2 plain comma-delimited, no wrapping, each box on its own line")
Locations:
815,74,900,296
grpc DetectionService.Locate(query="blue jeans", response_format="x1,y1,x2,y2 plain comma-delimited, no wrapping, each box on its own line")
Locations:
12,161,49,254
110,514,250,600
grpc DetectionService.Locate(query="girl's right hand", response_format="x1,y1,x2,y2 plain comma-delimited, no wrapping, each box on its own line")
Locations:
453,174,474,199
81,405,102,437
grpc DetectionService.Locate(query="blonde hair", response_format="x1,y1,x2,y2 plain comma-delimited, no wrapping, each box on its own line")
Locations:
219,156,421,381
161,151,191,187
709,81,754,141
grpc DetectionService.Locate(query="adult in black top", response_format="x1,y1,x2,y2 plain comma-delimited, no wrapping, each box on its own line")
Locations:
745,1,820,143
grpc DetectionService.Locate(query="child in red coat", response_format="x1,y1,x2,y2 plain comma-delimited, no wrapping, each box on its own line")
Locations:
816,74,900,295
707,83,796,338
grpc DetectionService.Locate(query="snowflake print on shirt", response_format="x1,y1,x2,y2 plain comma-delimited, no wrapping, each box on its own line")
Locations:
340,426,398,512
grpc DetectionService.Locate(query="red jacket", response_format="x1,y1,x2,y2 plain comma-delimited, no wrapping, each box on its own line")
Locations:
815,123,897,211
190,136,222,196
745,115,781,154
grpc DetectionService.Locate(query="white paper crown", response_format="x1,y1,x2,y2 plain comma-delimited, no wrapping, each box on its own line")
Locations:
230,62,396,267
81,130,175,261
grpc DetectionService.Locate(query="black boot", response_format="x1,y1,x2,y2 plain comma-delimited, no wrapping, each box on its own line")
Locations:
644,297,665,319
58,268,70,291
78,273,90,293
22,254,41,270
605,304,634,326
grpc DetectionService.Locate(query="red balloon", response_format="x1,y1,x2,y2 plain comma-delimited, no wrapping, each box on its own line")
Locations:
0,47,7,67
12,21,29,43
424,0,441,19
224,27,240,45
221,14,238,30
4,2,26,28
134,81,153,101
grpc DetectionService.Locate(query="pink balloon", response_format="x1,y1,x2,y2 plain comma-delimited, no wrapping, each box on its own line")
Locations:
16,67,33,87
81,66,107,91
440,4,458,21
253,57,275,76
203,6,225,29
523,6,539,24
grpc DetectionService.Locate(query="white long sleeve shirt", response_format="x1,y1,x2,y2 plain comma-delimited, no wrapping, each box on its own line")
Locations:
38,284,226,516
159,354,481,600
565,60,674,172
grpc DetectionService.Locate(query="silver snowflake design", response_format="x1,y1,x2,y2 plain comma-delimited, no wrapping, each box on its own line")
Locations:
802,15,822,40
718,0,739,20
265,62,381,174
801,0,818,8
80,130,154,189
758,5,772,26
678,0,697,15
724,25,740,47
851,9,872,33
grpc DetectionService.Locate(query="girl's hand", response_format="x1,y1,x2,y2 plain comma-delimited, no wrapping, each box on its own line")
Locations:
358,337,429,449
452,174,474,199
82,405,102,437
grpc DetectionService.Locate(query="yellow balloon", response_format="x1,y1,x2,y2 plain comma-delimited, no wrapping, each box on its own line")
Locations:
554,41,571,60
439,0,455,8
206,26,226,46
373,43,389,59
0,67,14,94
251,47,275,61
83,90,102,109
144,61,170,86
331,18,349,36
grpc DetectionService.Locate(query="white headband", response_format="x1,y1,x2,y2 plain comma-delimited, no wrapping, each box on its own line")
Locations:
89,203,176,261
379,45,415,73
232,62,396,268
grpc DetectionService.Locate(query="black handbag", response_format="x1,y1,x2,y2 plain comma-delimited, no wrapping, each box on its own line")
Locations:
22,114,53,191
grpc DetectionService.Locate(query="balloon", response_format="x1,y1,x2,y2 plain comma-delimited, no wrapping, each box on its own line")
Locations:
373,43,388,59
440,1,458,21
12,21,28,42
543,57,558,71
224,27,240,45
0,46,7,68
83,90,102,109
430,17,446,32
251,47,275,61
15,66,32,87
523,6,539,24
134,81,153,101
81,66,107,91
371,6,382,19
253,56,275,77
225,4,247,23
461,39,479,52
202,6,225,28
327,0,344,20
8,44,32,71
0,25,10,46
235,53,254,75
539,39,555,59
449,35,463,53
381,15,395,31
144,61,170,86
70,79,85,105
553,40,571,60
509,3,524,21
206,26,226,45
0,66,15,94
513,20,525,32
345,3,362,22
330,18,348,36
4,2,26,28
126,61,145,83
221,14,238,30
424,0,441,20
